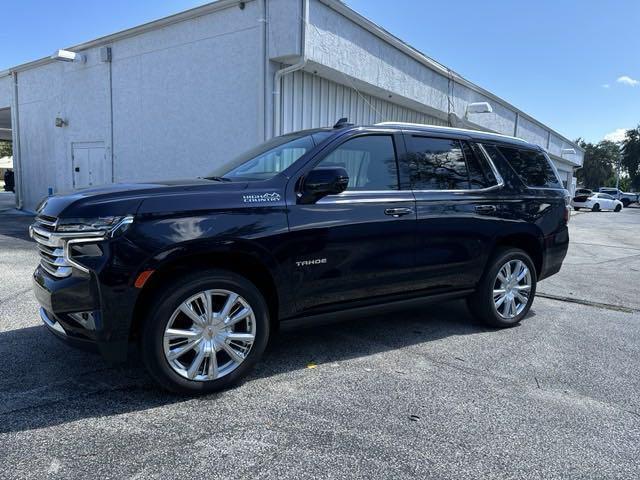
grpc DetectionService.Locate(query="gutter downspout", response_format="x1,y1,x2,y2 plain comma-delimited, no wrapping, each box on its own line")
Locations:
272,0,308,138
11,72,23,209
107,49,115,183
260,0,268,141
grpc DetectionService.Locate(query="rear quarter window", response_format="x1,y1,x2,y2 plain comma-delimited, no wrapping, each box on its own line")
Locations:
494,146,562,189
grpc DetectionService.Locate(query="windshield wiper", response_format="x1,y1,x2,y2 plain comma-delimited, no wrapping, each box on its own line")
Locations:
201,176,232,182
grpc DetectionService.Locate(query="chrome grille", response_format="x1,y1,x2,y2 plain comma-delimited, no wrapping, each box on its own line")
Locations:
31,215,72,278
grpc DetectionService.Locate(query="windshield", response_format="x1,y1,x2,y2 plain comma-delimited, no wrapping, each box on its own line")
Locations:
206,131,333,181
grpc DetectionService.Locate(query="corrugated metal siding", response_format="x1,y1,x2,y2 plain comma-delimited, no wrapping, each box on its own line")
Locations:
280,70,446,134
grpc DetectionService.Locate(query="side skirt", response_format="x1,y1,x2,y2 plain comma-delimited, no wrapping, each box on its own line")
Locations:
279,289,475,329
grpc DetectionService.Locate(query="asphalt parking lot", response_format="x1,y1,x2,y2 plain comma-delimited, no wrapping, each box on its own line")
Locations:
1,204,639,479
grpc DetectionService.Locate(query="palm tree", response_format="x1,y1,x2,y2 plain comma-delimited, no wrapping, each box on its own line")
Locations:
621,126,640,190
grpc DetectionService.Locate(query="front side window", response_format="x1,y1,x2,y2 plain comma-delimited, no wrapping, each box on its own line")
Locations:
207,131,333,181
314,135,399,191
496,146,562,189
407,136,469,190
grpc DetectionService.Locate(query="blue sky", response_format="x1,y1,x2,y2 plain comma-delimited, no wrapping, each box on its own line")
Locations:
2,0,638,143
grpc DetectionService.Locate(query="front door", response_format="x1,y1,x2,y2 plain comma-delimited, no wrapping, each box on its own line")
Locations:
286,132,417,313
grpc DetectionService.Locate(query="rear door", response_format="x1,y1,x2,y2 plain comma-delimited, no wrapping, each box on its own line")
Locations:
286,132,417,313
404,133,505,291
599,193,615,209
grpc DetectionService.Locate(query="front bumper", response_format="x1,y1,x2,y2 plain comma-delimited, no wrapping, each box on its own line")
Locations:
39,307,99,353
33,264,134,363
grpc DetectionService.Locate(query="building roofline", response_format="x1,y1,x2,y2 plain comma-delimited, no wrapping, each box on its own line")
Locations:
319,0,584,154
1,0,583,156
0,0,246,78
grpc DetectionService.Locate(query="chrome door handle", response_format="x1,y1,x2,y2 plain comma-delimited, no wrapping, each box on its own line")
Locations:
384,207,414,217
475,205,497,214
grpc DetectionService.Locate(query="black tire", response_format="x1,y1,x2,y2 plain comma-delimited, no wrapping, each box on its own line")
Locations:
614,204,622,212
467,248,537,328
592,203,600,212
141,269,270,394
573,207,580,211
622,199,630,208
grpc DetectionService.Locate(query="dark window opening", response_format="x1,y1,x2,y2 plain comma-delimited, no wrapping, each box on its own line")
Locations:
315,135,399,191
495,146,562,188
407,137,469,190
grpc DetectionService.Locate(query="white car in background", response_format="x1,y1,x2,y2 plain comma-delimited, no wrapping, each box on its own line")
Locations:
572,192,623,212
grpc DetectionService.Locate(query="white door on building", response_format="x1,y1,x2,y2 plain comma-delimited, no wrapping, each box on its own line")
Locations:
72,142,106,189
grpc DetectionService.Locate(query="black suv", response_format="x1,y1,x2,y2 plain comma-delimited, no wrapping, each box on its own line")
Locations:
30,121,570,393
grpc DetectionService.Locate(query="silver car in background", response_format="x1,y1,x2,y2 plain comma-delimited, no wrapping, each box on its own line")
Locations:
572,192,623,212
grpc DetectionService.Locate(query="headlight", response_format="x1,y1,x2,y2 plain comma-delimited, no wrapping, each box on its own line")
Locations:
56,215,134,236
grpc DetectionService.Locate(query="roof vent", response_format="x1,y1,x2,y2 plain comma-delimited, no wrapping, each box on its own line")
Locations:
333,117,354,129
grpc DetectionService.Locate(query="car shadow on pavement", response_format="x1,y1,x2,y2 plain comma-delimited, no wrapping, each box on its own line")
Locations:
0,214,34,243
0,299,504,434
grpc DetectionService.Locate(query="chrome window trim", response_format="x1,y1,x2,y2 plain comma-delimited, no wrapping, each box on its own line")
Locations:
317,190,415,205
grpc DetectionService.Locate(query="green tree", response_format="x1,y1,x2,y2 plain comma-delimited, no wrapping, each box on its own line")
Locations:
0,140,11,157
621,125,640,190
576,139,617,190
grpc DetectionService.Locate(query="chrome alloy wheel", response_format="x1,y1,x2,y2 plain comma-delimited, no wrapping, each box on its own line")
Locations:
492,259,532,319
163,289,256,382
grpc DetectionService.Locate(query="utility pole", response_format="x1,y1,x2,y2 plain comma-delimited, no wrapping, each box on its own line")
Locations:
616,149,621,191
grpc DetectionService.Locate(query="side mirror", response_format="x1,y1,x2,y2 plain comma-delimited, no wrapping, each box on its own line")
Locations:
299,167,349,204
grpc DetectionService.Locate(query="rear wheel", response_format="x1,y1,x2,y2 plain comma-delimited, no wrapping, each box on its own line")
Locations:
467,248,537,328
622,199,630,208
614,204,622,212
592,203,600,212
141,269,270,394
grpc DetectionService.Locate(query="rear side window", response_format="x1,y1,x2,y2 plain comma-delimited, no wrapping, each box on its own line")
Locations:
496,146,562,188
462,142,498,189
407,137,468,190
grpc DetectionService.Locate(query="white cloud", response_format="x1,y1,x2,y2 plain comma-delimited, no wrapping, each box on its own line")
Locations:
602,83,610,88
603,128,628,142
616,75,639,86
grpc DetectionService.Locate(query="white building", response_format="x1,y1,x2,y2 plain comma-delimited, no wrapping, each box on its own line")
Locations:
0,0,583,211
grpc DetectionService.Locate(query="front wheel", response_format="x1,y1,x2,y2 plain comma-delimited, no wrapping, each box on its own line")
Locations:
614,204,622,212
141,269,270,394
592,203,600,212
467,248,537,328
573,207,580,211
622,199,630,208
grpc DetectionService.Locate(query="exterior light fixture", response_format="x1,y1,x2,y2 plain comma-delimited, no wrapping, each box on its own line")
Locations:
51,49,86,63
465,102,493,119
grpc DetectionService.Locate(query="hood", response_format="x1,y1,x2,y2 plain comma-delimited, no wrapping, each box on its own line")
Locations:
36,178,250,219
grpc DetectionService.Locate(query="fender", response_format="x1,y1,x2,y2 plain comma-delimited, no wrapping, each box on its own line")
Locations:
139,236,286,293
